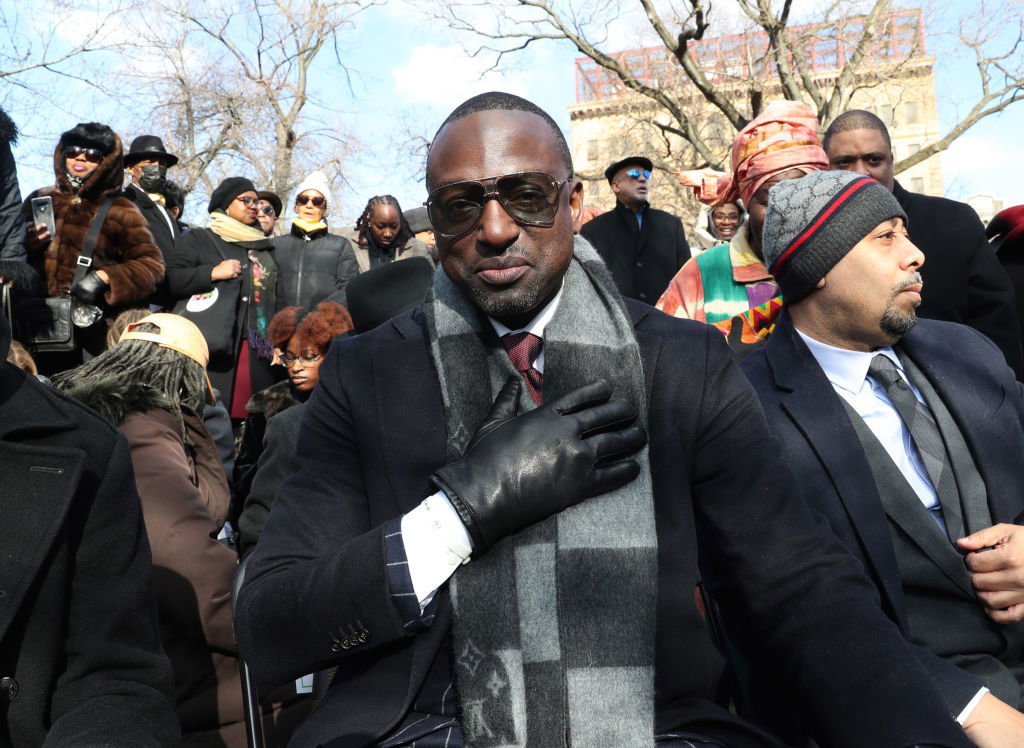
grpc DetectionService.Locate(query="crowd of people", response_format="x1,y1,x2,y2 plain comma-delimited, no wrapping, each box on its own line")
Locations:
2,87,1024,748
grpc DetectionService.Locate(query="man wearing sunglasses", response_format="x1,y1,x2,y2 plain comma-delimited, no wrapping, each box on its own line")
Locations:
580,155,690,305
237,92,976,748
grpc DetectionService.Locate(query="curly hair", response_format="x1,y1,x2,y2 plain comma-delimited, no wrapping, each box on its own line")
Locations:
355,195,414,249
268,300,353,354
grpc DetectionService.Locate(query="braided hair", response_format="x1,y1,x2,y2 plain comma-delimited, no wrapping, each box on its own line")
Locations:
53,322,207,421
355,194,414,249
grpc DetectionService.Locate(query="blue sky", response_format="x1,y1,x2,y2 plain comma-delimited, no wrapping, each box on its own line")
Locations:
5,0,1022,224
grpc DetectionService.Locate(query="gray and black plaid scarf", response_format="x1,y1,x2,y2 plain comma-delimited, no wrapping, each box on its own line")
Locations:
425,236,658,746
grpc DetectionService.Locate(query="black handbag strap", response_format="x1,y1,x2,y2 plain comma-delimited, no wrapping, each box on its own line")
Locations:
71,197,114,288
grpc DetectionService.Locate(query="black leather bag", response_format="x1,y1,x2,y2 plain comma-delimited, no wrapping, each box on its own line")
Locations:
15,198,112,354
14,295,75,352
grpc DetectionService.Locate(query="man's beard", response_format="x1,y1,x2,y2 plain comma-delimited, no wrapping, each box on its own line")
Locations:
467,272,545,321
879,271,922,339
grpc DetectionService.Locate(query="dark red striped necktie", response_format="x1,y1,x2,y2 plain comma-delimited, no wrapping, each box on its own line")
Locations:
501,332,543,405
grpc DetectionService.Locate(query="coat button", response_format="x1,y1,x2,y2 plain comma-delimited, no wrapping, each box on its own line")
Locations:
0,677,17,701
241,295,249,302
636,261,644,268
639,292,648,299
329,639,343,652
358,629,369,643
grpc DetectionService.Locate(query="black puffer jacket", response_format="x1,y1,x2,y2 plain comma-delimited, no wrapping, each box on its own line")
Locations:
274,223,359,309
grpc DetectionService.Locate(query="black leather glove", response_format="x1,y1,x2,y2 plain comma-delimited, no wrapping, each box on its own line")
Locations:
432,377,647,554
70,271,109,305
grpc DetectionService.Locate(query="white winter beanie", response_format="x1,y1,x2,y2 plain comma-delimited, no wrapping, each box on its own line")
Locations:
293,170,334,211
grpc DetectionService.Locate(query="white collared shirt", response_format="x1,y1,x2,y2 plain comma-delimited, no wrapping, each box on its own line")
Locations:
401,285,564,609
795,328,941,519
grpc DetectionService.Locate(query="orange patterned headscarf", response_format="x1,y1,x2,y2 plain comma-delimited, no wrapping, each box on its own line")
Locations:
676,100,828,208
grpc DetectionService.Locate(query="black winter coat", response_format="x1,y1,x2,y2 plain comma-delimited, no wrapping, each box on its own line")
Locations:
0,319,179,745
0,107,35,295
894,181,1023,377
273,224,358,310
123,183,180,308
237,301,974,748
580,202,691,304
166,227,277,407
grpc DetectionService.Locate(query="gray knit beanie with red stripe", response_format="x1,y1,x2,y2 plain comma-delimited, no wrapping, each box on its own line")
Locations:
763,171,907,302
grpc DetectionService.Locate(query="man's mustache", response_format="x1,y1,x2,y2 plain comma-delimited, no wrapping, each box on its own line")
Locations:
892,272,923,295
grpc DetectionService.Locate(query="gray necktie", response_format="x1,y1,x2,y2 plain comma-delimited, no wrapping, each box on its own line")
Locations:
868,354,964,540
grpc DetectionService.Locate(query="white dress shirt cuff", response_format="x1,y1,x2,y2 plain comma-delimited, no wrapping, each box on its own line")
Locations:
400,491,473,610
957,686,989,725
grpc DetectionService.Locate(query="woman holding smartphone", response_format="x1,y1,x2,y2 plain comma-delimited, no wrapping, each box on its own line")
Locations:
21,122,163,371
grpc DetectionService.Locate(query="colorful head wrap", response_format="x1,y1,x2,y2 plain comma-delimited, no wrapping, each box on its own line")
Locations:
676,100,829,208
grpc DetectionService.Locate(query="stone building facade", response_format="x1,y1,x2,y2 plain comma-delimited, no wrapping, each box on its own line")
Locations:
569,9,943,221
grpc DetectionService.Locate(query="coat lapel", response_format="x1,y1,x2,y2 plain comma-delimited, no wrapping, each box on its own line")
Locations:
376,311,449,515
898,328,1018,524
766,316,909,620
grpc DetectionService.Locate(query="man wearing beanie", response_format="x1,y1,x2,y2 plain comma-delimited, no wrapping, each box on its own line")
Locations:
741,169,1024,744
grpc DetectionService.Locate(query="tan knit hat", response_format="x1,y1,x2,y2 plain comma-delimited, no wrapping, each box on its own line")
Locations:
120,313,216,404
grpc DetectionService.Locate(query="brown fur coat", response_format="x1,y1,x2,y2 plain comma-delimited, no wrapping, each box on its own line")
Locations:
21,132,164,306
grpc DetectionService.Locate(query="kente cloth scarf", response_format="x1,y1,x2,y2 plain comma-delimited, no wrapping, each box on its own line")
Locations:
291,217,327,234
675,100,828,207
715,295,785,362
208,211,277,360
425,236,658,747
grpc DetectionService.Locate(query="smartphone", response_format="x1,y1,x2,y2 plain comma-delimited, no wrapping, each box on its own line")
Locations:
31,196,56,237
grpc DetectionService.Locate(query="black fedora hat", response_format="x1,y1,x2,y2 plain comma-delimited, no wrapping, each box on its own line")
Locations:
604,155,653,183
125,135,179,167
346,257,434,334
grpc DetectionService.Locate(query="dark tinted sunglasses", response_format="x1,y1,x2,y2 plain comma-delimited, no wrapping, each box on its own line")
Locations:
258,204,276,216
296,195,325,207
425,171,572,239
625,168,651,180
63,145,104,163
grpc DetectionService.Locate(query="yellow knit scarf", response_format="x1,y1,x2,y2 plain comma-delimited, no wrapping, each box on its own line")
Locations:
292,217,328,234
208,211,268,243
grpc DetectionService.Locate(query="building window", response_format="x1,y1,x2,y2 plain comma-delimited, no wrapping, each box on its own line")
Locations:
903,101,918,124
911,177,924,193
907,143,921,156
880,104,894,126
587,140,599,162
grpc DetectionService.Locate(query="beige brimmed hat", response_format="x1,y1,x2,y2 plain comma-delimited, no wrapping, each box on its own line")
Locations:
119,313,217,404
